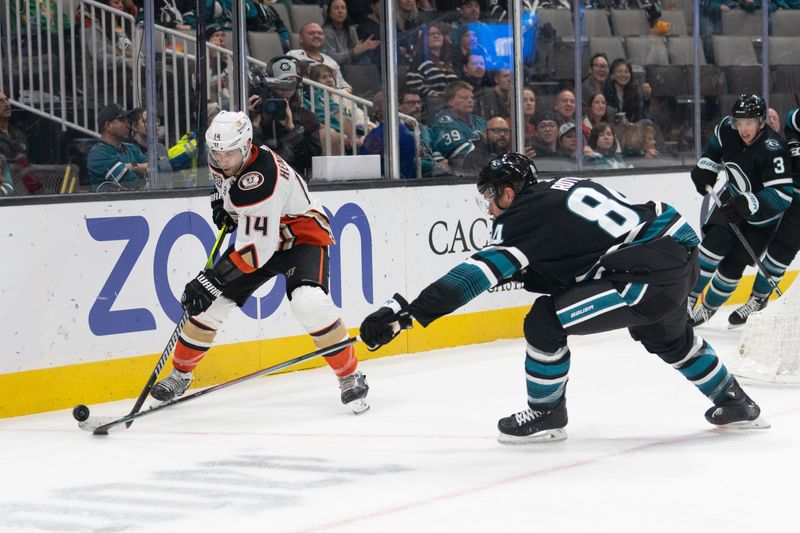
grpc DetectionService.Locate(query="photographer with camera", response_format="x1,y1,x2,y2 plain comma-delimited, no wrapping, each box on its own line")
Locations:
249,57,322,178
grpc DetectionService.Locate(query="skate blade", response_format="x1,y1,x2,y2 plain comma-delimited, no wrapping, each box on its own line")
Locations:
496,427,568,445
716,416,771,430
347,398,370,415
726,322,745,330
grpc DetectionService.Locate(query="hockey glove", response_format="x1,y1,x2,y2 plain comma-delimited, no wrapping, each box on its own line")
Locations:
210,190,237,232
690,166,718,197
181,269,225,316
788,140,800,176
721,193,759,224
360,294,413,351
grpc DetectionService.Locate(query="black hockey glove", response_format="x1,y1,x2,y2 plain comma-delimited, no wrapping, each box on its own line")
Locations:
181,269,225,316
360,294,413,351
210,190,236,232
721,193,759,224
690,166,718,197
788,139,800,176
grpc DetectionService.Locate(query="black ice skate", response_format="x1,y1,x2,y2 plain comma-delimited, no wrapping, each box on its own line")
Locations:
727,295,768,329
338,370,369,414
705,379,770,429
150,368,193,402
689,303,716,327
687,295,698,315
497,397,568,444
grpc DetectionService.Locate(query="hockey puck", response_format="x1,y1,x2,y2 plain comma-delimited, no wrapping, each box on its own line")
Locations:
72,404,90,422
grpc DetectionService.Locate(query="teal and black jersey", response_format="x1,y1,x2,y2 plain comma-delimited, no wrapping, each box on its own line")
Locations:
408,177,699,326
698,116,793,225
431,110,486,159
785,108,800,201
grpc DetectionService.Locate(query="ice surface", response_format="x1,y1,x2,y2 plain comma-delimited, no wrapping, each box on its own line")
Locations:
2,311,799,532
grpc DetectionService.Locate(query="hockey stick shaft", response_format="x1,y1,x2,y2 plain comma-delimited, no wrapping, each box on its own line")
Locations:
705,186,783,296
90,336,358,434
123,225,230,427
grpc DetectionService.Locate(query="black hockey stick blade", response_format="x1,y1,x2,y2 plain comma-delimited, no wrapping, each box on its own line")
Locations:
84,336,359,435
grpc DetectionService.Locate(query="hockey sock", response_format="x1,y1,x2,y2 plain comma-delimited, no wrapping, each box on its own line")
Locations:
173,317,217,372
690,245,724,298
310,319,358,377
671,337,732,403
751,251,791,298
703,272,740,310
525,343,570,409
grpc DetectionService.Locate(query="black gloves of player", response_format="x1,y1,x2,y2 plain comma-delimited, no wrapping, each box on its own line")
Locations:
788,140,800,175
690,166,717,196
721,194,758,224
182,269,225,316
210,190,236,232
360,294,413,351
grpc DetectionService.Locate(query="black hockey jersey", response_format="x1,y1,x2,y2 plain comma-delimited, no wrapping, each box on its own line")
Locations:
785,108,800,201
408,178,700,326
698,116,792,225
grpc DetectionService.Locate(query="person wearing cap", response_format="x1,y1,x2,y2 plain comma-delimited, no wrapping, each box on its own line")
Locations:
205,23,231,108
527,111,560,158
556,122,577,159
287,22,352,92
450,0,489,49
250,56,322,176
87,103,147,191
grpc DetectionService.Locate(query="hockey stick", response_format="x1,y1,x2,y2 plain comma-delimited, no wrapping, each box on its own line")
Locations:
78,336,359,435
73,225,230,431
705,186,783,297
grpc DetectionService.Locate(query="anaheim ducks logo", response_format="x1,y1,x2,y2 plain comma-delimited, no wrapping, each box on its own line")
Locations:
238,171,264,190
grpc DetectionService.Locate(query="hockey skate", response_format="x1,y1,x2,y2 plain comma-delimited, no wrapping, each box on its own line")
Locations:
497,397,568,444
150,368,193,402
687,295,698,314
338,371,369,414
705,379,770,429
727,295,768,329
689,303,716,327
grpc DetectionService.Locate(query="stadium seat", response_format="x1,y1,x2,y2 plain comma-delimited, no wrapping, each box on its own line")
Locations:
342,64,380,97
720,10,763,37
625,37,669,67
589,37,626,64
657,10,688,36
667,37,725,97
610,9,650,37
248,32,284,63
289,4,324,32
583,9,613,38
769,93,798,124
271,2,292,32
771,10,800,37
711,35,763,94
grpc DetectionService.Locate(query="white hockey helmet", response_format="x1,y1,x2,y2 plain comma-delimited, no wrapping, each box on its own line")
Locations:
205,110,253,159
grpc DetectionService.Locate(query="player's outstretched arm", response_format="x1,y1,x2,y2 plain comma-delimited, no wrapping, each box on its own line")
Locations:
360,294,412,351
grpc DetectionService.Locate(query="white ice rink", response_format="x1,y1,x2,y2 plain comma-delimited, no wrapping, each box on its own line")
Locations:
2,311,799,533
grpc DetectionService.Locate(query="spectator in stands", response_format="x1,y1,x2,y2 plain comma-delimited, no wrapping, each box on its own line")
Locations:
767,107,782,134
553,89,576,126
557,122,577,159
528,111,559,158
417,0,437,12
581,92,610,143
582,53,609,99
450,0,487,48
324,0,380,66
453,27,491,73
459,53,493,99
461,116,511,171
250,57,322,176
205,24,231,108
585,121,625,169
604,58,650,125
83,0,136,74
87,103,147,191
398,89,449,176
127,108,173,173
479,69,511,119
523,88,537,157
432,80,486,160
620,122,660,160
0,91,42,194
0,154,13,196
288,23,353,92
156,0,193,30
305,63,363,152
246,0,291,52
406,23,458,99
360,91,417,178
356,0,386,67
183,0,232,30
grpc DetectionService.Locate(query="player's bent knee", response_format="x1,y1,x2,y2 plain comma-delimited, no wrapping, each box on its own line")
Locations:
524,296,567,353
193,295,237,331
290,284,346,345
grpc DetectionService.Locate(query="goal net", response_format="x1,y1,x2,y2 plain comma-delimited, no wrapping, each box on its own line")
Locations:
735,278,800,385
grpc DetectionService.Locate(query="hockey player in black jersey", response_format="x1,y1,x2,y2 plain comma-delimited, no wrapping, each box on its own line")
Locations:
360,153,768,444
727,107,800,327
688,95,792,327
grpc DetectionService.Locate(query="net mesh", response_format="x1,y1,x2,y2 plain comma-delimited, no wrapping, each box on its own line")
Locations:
735,280,800,385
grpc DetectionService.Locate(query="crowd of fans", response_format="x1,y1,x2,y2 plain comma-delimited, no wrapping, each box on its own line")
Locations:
2,0,800,192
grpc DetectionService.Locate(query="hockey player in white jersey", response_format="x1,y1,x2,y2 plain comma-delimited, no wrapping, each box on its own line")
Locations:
151,111,369,413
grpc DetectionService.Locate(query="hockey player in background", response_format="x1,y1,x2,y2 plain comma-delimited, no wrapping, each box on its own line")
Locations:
360,153,768,443
688,95,792,327
727,107,800,327
150,111,369,413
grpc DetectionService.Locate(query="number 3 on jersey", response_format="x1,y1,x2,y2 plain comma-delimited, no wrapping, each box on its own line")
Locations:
567,188,639,238
244,215,268,236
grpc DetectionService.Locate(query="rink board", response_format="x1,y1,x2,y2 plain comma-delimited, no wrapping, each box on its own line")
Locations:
1,173,797,417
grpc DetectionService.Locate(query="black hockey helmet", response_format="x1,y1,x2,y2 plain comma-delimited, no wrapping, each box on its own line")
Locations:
477,152,538,198
732,94,766,120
